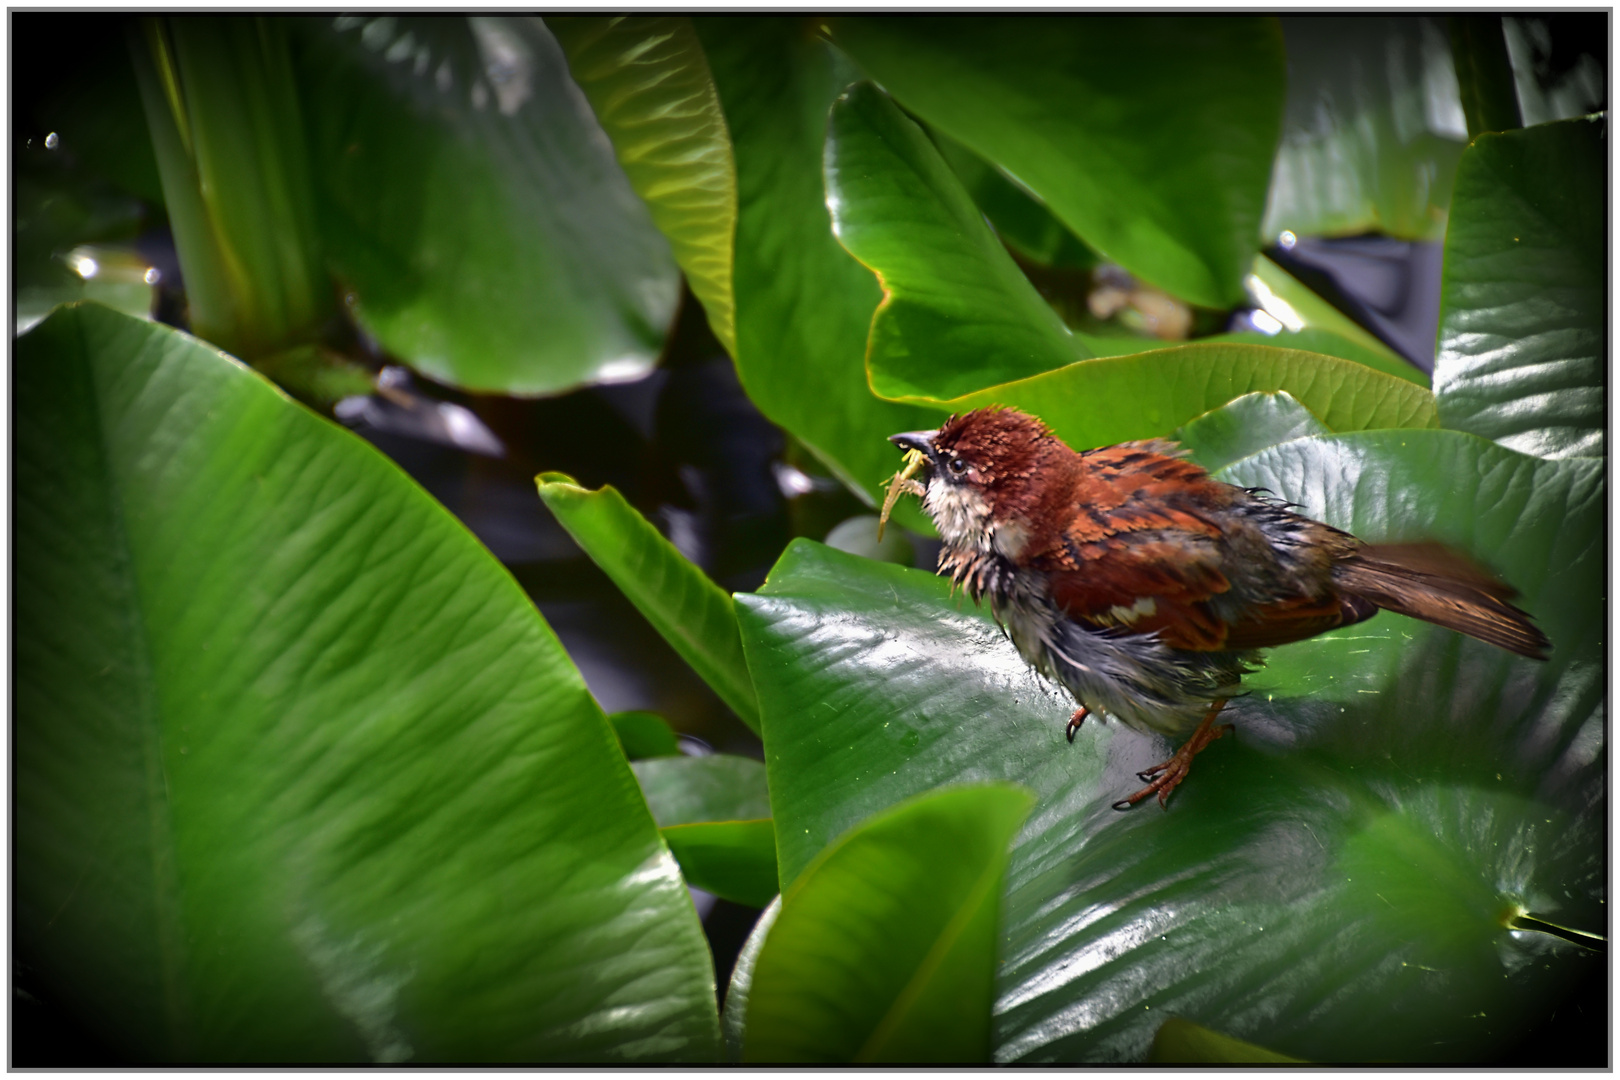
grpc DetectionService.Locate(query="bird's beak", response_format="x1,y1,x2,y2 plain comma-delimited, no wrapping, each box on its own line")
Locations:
888,430,937,460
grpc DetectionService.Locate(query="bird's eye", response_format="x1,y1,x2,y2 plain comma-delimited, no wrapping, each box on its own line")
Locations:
947,457,968,475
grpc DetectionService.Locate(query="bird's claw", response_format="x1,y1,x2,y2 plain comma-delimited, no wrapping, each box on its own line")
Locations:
1065,706,1089,743
1112,710,1234,811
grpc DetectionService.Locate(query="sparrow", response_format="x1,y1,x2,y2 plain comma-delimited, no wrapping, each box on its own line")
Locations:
886,407,1550,809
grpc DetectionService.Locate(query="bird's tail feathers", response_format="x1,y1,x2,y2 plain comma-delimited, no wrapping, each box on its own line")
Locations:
1335,542,1550,660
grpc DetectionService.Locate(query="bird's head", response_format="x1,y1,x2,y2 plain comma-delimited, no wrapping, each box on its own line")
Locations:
889,407,1070,558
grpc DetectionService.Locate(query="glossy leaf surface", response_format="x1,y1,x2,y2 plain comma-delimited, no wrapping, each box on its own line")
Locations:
825,81,1091,400
831,16,1286,308
15,304,720,1062
661,821,779,909
1434,115,1604,458
538,473,760,732
1264,16,1469,242
550,15,738,356
818,81,1436,445
696,17,940,523
1173,390,1330,473
294,15,679,395
736,420,1600,1064
743,784,1033,1063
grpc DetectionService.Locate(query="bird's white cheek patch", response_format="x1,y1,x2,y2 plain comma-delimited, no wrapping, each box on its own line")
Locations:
925,480,993,550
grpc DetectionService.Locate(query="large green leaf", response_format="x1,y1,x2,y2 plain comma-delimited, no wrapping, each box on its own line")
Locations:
537,473,760,732
735,419,1599,1062
938,343,1436,452
1434,115,1604,458
830,16,1286,309
1221,431,1602,728
1264,16,1469,242
736,542,1101,891
15,303,720,1062
819,80,1435,443
292,15,679,395
743,784,1033,1063
695,17,939,523
549,16,738,356
1215,328,1422,384
928,128,1097,270
825,81,1091,400
901,123,1420,392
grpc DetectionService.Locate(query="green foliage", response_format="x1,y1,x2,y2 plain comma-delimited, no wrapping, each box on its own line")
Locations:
1265,16,1468,241
1244,255,1427,384
130,17,330,358
721,897,780,1060
295,15,679,394
830,16,1286,308
945,341,1436,450
1450,16,1524,137
551,16,739,356
631,755,778,908
928,129,1098,270
741,784,1033,1062
662,821,780,909
820,80,1438,447
1435,115,1604,458
826,81,1095,398
695,17,941,524
538,473,760,732
15,304,720,1062
1173,390,1330,473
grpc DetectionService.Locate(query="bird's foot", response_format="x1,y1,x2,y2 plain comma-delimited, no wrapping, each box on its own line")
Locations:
1065,706,1090,743
1112,699,1233,811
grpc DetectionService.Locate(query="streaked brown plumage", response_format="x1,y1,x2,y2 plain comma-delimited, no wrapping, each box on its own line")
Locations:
890,407,1549,808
